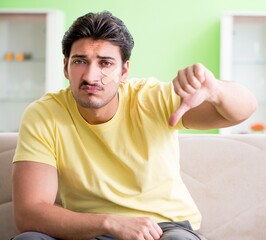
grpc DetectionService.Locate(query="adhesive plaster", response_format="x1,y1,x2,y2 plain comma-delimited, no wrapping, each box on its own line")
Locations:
101,67,120,85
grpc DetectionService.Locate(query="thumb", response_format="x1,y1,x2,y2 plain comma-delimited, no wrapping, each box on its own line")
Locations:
168,102,190,127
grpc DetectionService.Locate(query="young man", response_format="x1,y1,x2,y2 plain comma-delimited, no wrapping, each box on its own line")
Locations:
12,11,257,240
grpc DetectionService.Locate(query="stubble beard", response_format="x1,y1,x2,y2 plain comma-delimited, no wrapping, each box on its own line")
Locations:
72,90,117,110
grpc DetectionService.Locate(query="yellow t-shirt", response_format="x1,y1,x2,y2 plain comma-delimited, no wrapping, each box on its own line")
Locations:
13,78,201,229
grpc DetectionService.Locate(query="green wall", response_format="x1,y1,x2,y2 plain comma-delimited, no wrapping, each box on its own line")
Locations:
1,0,266,133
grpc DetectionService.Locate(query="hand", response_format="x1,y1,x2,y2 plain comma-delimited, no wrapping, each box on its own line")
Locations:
104,215,163,240
168,63,217,127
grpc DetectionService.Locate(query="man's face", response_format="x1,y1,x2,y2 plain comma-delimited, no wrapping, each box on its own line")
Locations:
64,38,129,110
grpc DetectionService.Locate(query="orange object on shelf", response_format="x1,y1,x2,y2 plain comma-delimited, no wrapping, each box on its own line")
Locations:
16,53,24,61
16,52,32,61
5,53,14,61
250,123,266,131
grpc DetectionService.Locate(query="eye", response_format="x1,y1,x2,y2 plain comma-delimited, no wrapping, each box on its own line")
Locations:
100,61,113,68
73,59,86,65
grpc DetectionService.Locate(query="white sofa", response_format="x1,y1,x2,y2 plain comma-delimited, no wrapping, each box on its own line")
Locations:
0,133,266,240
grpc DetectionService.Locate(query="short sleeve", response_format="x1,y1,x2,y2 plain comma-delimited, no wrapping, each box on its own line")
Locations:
13,100,57,168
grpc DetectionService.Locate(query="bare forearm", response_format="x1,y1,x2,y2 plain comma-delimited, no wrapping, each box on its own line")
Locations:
15,203,162,240
15,203,109,240
182,80,257,130
210,80,258,123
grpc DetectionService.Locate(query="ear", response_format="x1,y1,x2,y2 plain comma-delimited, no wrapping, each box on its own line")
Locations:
63,58,70,80
120,61,130,82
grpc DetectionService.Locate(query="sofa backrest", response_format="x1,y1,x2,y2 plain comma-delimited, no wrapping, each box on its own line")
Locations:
179,134,266,240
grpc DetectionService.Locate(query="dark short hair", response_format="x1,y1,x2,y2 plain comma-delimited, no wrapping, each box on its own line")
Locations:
62,11,134,63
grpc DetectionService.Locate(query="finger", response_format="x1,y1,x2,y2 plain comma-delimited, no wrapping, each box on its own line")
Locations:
144,233,154,240
174,72,196,96
168,102,190,127
147,230,160,240
187,66,202,89
178,69,198,94
173,77,189,97
144,220,162,240
146,223,162,240
193,63,205,83
153,222,163,236
150,222,163,239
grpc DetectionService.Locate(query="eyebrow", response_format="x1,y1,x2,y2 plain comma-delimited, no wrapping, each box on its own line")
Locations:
71,54,116,60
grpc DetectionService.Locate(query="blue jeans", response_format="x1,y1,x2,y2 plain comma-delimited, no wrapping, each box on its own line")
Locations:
12,221,201,240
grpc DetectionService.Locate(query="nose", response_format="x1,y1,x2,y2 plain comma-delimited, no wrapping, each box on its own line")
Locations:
82,63,102,83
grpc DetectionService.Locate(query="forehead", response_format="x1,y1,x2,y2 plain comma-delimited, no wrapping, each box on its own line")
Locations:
70,38,121,59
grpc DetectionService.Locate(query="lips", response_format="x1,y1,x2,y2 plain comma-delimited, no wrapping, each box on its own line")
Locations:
80,81,103,93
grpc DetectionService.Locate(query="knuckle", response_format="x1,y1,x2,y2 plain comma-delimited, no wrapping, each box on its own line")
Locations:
141,217,152,225
134,229,147,239
183,84,194,93
195,62,203,68
183,86,190,92
177,69,183,75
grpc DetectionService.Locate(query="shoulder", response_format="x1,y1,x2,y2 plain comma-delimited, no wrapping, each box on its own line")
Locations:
19,88,72,132
24,88,70,117
123,77,162,88
120,77,173,96
122,77,176,100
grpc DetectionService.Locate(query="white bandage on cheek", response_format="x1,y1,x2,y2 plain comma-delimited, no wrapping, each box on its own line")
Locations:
101,67,120,85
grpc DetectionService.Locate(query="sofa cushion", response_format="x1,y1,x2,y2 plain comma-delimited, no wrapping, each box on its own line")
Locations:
180,134,266,240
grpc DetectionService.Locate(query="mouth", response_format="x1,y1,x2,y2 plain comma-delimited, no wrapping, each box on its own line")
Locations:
79,81,103,94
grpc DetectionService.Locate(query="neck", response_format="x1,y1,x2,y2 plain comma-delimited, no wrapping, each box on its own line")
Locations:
77,94,119,125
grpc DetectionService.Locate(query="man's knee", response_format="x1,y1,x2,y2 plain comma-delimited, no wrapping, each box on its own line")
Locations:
159,221,201,240
12,232,57,240
160,227,201,240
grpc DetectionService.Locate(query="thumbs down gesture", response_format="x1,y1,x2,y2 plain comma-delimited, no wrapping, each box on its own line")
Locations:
168,63,218,127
